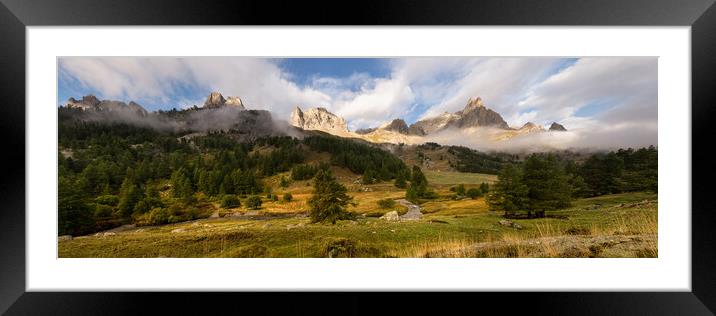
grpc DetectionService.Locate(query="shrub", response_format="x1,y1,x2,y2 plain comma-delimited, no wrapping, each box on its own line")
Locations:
453,184,466,196
270,194,279,202
148,207,169,225
94,204,114,218
365,211,384,217
246,195,262,210
95,195,119,207
377,198,396,209
466,188,482,199
479,182,490,194
283,193,293,202
324,238,358,258
221,194,241,208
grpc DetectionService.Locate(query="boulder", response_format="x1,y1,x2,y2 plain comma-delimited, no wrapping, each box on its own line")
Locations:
380,211,400,221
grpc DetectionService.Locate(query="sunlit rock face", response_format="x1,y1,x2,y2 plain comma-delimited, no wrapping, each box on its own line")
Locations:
290,106,349,135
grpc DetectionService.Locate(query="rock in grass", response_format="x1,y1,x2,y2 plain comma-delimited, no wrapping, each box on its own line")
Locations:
499,219,523,229
380,211,400,221
58,235,73,241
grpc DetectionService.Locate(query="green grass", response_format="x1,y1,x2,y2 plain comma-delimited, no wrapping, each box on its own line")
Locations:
59,191,657,258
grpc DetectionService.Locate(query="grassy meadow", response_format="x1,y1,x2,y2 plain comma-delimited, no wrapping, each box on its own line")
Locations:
59,168,657,258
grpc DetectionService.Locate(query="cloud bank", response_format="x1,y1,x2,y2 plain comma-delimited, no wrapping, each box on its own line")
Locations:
58,57,657,150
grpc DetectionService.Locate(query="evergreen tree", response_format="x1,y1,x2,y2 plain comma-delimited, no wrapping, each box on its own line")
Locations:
521,154,573,217
58,176,94,236
406,165,432,202
486,164,529,215
362,167,377,185
466,187,482,199
479,182,489,194
308,170,355,224
170,168,194,203
394,173,407,188
117,176,141,217
279,176,290,188
245,195,262,210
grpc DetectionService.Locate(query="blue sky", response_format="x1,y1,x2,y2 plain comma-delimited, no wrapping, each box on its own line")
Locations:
58,57,657,148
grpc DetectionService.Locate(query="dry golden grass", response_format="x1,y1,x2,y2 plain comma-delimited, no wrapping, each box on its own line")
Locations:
385,236,477,258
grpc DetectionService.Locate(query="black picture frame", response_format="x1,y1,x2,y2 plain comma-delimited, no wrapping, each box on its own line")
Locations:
1,0,714,314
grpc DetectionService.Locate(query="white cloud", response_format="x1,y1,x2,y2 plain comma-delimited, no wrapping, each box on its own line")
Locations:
59,57,332,116
59,56,657,149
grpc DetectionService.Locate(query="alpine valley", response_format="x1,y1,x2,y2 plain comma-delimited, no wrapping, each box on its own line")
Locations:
58,91,657,258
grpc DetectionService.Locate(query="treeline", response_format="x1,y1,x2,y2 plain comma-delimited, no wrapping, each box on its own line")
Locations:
303,135,410,183
58,121,409,236
447,146,517,174
487,146,657,217
576,146,657,196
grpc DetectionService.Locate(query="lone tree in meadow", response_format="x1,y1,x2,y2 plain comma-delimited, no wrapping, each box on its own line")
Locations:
308,169,355,224
406,165,433,202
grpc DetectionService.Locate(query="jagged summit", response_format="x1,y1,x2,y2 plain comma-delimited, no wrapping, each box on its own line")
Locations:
410,97,509,133
66,95,148,116
549,122,567,131
203,92,245,110
382,119,409,134
518,122,546,133
290,106,348,134
464,96,485,111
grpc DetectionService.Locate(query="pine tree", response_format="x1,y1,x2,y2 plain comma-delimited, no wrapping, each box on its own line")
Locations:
522,154,573,217
117,176,141,217
362,167,376,185
308,170,355,224
394,172,407,188
479,182,489,194
486,164,529,215
406,165,431,202
58,176,93,236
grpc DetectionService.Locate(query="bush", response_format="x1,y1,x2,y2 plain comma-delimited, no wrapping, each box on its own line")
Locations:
270,194,279,202
365,211,385,217
221,194,241,208
453,184,466,196
95,195,119,207
148,207,169,225
479,182,490,194
283,193,293,202
377,198,396,209
466,188,482,199
94,204,114,218
246,195,262,209
323,238,358,258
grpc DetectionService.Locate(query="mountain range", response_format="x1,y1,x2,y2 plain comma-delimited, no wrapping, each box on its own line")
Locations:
62,91,567,147
290,96,567,144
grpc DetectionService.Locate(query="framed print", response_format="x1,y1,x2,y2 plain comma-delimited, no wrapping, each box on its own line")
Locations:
2,0,715,314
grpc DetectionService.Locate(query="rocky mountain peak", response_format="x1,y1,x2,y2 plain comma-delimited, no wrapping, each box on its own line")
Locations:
66,95,148,116
464,97,485,111
66,95,101,110
204,91,227,108
290,106,348,134
549,122,567,131
382,119,410,134
519,122,545,132
224,96,245,109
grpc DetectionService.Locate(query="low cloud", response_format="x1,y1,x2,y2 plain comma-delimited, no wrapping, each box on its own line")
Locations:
59,56,658,150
